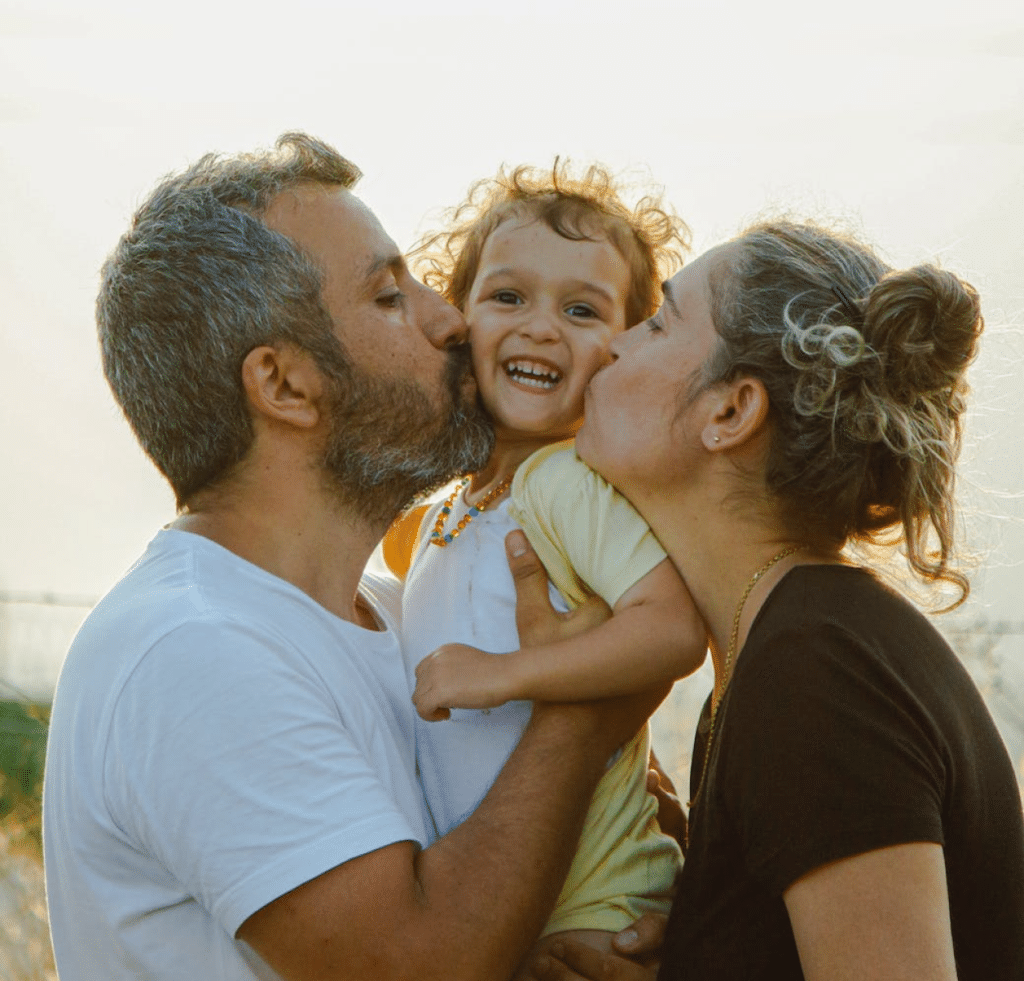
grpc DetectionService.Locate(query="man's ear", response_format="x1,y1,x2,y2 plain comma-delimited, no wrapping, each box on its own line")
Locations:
241,345,323,430
700,376,769,451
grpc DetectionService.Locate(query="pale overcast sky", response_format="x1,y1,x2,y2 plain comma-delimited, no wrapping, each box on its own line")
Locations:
2,0,1022,627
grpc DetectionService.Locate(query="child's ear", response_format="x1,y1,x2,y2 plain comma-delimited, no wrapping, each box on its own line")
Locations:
700,376,769,450
241,345,323,429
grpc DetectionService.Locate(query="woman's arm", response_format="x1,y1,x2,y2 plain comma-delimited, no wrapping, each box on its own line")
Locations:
413,557,707,720
784,842,958,981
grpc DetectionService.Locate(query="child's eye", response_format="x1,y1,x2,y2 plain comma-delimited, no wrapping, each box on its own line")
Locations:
493,290,522,305
646,317,663,334
566,303,598,319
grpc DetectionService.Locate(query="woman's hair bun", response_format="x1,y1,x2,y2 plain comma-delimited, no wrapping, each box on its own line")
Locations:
708,219,985,607
863,265,982,404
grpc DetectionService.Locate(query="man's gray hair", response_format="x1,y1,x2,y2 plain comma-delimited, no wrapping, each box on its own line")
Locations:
97,132,362,506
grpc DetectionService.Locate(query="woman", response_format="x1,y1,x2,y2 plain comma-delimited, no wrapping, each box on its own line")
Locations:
541,220,1024,979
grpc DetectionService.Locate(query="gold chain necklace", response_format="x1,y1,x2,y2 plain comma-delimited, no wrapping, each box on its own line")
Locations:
686,546,800,813
429,474,514,547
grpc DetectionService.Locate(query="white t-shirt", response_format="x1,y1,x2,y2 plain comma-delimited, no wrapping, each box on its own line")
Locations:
43,529,429,981
402,494,568,835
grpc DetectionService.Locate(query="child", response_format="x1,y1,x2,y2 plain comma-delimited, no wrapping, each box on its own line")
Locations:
382,162,707,963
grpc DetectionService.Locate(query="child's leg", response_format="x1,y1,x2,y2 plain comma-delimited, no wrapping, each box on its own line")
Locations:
512,929,616,981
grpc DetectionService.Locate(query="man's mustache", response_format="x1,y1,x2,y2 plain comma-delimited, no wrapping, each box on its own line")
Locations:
444,343,476,391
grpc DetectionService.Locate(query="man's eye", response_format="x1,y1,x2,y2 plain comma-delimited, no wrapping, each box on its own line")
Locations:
378,291,404,308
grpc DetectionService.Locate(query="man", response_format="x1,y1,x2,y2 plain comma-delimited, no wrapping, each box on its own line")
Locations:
42,133,657,980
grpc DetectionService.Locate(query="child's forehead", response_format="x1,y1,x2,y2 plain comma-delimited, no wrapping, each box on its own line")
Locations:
480,213,623,266
474,218,633,307
492,202,622,243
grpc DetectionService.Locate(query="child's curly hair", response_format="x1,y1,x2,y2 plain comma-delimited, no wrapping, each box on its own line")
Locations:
411,160,690,328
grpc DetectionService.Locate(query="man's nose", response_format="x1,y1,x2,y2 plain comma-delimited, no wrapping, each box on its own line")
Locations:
421,285,469,349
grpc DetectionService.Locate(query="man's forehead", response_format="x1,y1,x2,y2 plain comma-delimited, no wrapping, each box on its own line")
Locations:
263,184,399,272
263,183,355,242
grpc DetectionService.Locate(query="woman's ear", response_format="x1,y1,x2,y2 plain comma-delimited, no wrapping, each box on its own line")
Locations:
701,376,769,450
241,345,323,430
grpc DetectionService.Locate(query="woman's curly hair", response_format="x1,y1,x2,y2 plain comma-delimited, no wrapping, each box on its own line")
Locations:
704,219,983,607
411,160,690,328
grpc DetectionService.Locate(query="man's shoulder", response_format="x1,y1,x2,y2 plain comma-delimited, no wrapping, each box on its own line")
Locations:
75,529,276,648
63,529,373,698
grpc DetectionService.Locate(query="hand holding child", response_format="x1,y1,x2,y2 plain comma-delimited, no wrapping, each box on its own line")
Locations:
413,644,518,721
520,914,667,981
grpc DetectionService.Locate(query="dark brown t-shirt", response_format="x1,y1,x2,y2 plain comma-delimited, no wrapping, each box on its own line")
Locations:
659,565,1024,980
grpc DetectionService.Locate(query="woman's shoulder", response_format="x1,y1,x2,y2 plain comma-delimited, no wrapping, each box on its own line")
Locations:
746,562,955,679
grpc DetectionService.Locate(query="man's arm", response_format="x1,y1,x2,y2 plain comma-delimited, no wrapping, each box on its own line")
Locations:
413,558,707,720
238,535,666,981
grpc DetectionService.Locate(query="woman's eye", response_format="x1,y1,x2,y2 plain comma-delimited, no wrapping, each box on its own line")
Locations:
566,303,598,319
378,291,405,309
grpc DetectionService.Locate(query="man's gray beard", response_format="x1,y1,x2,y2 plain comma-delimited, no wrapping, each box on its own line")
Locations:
321,350,494,530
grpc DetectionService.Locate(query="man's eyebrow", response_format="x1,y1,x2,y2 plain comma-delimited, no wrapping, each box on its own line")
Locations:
365,252,406,280
360,252,407,295
661,280,682,320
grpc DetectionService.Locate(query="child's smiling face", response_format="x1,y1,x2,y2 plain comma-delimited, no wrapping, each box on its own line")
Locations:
464,218,631,447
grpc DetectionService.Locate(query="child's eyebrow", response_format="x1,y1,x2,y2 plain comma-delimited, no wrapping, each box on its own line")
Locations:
478,267,619,306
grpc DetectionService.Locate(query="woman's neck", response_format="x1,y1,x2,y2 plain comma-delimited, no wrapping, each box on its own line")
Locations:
634,488,839,696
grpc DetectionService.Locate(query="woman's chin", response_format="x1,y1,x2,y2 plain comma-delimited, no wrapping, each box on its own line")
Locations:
574,425,594,464
574,427,609,481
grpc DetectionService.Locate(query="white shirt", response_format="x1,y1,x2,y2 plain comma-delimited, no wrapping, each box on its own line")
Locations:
44,529,428,980
402,494,568,835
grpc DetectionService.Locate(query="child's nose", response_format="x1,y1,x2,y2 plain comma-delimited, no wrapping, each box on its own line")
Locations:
518,311,560,342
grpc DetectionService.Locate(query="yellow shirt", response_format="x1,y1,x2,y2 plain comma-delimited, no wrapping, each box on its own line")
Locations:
509,440,682,935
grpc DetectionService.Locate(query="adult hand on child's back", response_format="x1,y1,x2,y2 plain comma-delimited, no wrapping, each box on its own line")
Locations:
647,757,688,850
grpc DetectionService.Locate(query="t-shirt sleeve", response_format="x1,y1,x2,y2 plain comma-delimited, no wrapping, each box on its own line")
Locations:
510,443,666,609
103,619,420,938
721,621,947,896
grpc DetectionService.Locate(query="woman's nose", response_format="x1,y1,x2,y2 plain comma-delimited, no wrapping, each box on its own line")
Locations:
609,329,632,359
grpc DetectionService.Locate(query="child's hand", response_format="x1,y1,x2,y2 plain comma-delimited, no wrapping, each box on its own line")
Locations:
413,644,517,721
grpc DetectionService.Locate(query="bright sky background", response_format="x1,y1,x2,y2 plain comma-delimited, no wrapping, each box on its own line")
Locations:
2,0,1023,627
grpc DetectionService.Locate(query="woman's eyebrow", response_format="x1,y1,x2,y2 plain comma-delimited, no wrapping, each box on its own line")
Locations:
661,281,683,319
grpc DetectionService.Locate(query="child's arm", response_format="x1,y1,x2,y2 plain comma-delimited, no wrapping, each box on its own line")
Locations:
412,557,706,722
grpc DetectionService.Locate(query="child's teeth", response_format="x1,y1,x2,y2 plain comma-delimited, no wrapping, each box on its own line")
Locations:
506,360,562,388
